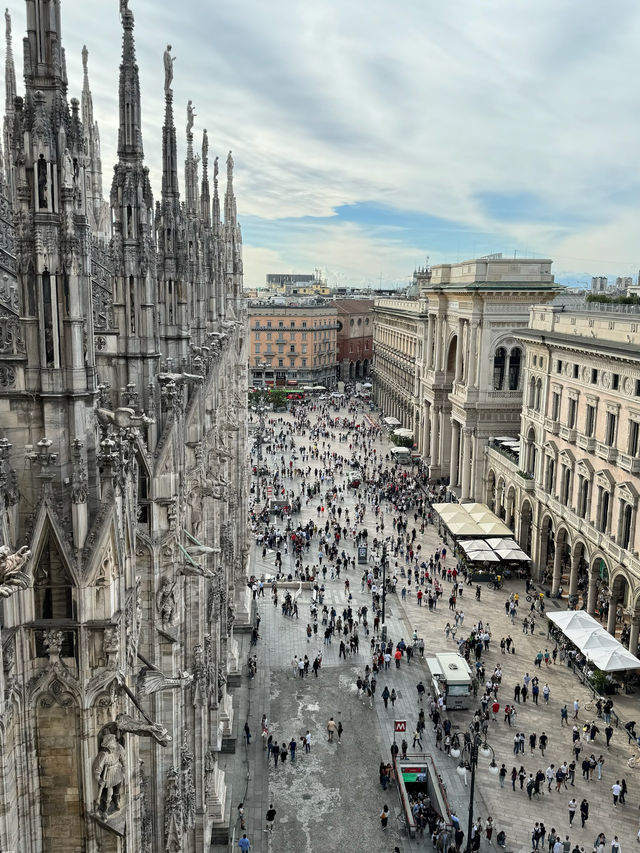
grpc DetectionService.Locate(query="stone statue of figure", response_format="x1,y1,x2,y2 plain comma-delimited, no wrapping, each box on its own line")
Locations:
0,545,32,598
156,578,177,626
163,44,175,93
119,0,129,18
37,155,47,208
62,147,74,188
186,100,196,137
213,156,219,182
93,732,126,819
226,150,233,176
202,129,208,162
5,8,11,38
115,712,172,747
82,44,88,75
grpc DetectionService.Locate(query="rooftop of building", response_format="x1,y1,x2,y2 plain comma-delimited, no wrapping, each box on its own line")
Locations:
334,298,375,313
419,254,558,291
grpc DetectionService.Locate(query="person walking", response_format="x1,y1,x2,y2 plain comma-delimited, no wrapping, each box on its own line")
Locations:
244,722,251,745
612,779,622,806
382,685,390,708
560,705,568,726
579,798,589,828
327,717,336,743
237,803,246,831
337,720,343,744
413,728,423,750
238,833,251,852
264,804,277,833
568,798,576,826
305,730,311,753
380,803,389,829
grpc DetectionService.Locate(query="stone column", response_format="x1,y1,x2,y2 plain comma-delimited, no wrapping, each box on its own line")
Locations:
438,407,445,471
449,421,460,486
435,317,443,372
551,544,563,596
430,406,438,466
586,570,598,616
455,319,464,383
461,428,472,500
426,315,434,369
569,552,580,595
607,595,617,635
629,615,640,656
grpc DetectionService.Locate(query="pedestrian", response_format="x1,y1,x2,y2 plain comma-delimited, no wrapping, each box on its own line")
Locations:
327,717,336,742
390,688,397,707
380,803,389,829
244,722,251,745
382,685,390,708
337,720,343,743
612,779,621,806
568,797,576,826
264,804,276,833
413,728,423,750
305,730,311,753
498,764,507,787
237,802,246,831
573,698,579,719
238,833,251,852
579,798,589,827
539,731,548,756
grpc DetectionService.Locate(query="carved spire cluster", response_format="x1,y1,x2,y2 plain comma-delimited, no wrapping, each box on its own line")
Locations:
116,5,144,160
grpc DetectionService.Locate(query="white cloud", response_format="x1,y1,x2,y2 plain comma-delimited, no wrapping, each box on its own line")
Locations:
8,0,640,282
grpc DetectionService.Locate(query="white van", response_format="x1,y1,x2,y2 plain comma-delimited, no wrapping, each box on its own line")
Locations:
425,653,473,710
390,446,411,465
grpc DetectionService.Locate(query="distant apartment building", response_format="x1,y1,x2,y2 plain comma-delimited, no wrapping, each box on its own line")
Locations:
591,275,608,293
335,298,374,382
248,299,338,388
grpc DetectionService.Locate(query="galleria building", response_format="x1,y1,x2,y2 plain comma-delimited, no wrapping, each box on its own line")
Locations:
0,2,250,851
374,257,640,654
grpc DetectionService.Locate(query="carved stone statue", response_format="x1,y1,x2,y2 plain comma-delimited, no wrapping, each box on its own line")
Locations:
202,129,208,162
163,44,175,93
0,545,32,597
115,712,172,747
62,147,74,188
96,407,154,430
103,627,120,669
156,578,177,626
186,100,196,137
119,0,129,18
213,156,219,182
204,747,217,792
93,732,126,819
137,668,193,695
43,629,64,661
158,372,204,387
5,7,11,38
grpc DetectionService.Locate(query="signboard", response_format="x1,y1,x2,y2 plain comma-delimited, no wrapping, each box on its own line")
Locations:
394,720,407,733
357,545,368,565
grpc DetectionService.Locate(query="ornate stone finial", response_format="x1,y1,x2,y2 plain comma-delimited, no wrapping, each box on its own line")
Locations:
163,44,175,93
82,44,88,76
43,629,64,663
213,155,219,184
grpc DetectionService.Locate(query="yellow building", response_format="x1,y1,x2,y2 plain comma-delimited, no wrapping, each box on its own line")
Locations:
248,299,338,388
265,272,331,297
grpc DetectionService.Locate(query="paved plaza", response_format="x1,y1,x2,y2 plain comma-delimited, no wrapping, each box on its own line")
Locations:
215,402,640,853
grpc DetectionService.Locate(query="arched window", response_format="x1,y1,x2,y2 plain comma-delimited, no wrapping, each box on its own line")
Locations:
508,348,521,390
621,502,633,550
545,457,555,493
529,377,536,409
562,466,572,506
526,428,537,477
493,347,506,390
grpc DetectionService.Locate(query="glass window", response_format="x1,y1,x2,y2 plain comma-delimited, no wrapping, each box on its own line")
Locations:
508,348,521,390
585,405,596,437
493,348,506,390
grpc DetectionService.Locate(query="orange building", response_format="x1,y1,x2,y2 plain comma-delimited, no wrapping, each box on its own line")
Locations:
248,299,338,388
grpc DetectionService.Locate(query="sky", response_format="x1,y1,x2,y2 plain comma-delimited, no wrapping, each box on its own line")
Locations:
10,0,640,289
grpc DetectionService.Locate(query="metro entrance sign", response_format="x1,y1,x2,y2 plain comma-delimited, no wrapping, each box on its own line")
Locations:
394,720,407,733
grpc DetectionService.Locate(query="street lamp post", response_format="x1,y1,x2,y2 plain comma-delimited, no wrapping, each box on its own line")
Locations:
459,731,498,853
381,539,388,629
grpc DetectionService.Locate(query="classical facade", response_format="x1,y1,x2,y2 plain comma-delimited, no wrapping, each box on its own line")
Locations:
485,303,640,651
372,296,422,430
248,299,338,388
335,297,373,382
0,3,249,852
373,257,558,490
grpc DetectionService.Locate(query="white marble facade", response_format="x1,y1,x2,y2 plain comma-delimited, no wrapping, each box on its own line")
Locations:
0,3,249,852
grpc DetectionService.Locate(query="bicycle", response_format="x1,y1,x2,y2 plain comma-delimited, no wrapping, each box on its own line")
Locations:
488,580,503,590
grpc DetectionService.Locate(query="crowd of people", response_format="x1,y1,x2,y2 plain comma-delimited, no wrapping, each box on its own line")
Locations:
239,393,636,852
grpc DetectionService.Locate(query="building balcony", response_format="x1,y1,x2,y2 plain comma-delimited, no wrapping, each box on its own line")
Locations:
559,425,577,443
596,442,618,463
618,452,640,474
576,434,596,452
544,417,560,435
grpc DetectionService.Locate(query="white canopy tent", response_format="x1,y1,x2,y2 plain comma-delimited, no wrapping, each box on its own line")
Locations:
548,611,640,672
384,416,401,428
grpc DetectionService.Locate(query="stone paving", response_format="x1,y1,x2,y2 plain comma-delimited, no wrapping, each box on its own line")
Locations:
215,403,640,853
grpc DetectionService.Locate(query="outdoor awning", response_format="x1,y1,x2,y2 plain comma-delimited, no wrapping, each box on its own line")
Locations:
466,550,500,563
493,548,530,562
394,428,414,438
384,416,401,427
462,539,493,551
548,611,640,672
